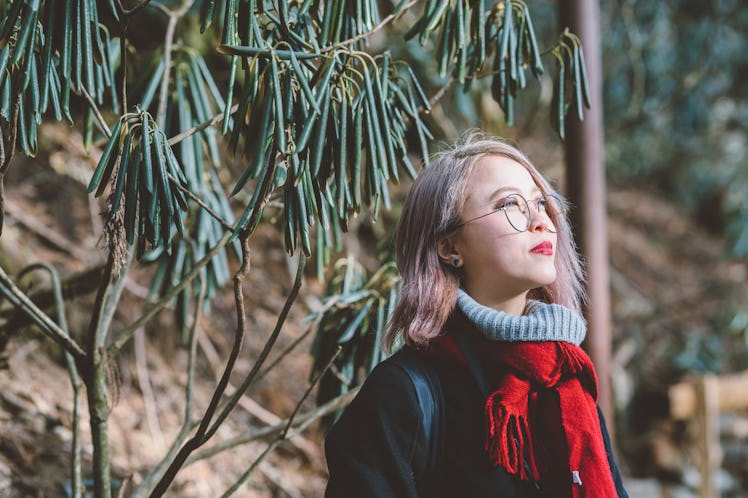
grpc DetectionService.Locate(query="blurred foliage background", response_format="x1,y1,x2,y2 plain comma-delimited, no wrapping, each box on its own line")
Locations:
407,0,748,256
600,0,747,257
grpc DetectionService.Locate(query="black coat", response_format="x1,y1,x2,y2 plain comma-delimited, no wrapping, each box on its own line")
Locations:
325,318,629,498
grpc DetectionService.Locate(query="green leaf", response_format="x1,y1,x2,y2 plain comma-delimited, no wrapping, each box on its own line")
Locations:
221,0,239,45
110,132,132,213
140,58,165,111
222,55,239,135
124,142,141,245
200,0,218,32
336,300,374,344
141,113,155,195
39,0,56,112
270,54,287,153
88,118,124,193
80,0,96,93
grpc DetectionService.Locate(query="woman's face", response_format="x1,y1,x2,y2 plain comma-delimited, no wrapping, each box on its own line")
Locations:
442,155,558,311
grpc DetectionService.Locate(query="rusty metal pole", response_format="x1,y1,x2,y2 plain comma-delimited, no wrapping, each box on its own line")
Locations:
558,0,614,428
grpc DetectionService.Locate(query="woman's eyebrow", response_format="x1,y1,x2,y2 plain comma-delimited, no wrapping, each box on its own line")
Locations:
487,186,518,200
486,186,542,201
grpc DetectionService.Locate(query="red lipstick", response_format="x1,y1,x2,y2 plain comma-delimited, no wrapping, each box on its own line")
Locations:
530,241,554,255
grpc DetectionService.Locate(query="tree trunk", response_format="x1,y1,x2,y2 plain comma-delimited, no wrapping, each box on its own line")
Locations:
558,0,613,429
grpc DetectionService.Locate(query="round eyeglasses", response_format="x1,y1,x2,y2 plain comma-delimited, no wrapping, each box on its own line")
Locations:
455,193,566,233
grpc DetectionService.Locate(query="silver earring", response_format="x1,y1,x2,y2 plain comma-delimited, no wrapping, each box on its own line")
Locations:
451,258,460,267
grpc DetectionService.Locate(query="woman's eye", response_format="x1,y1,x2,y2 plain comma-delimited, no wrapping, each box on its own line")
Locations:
501,198,520,209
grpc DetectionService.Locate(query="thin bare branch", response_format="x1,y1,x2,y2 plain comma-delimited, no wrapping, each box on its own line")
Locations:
220,437,281,498
205,254,306,441
167,104,239,147
142,253,309,495
185,271,206,421
121,0,155,16
256,295,340,381
219,345,339,497
16,263,84,498
80,87,113,139
141,270,207,498
195,329,320,462
135,327,163,445
185,387,358,465
167,174,234,231
427,75,456,109
156,27,173,127
88,250,134,350
281,346,341,438
148,233,253,497
0,265,86,359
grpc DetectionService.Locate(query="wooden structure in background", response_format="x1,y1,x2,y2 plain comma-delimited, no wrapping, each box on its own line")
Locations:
669,370,748,498
558,0,613,426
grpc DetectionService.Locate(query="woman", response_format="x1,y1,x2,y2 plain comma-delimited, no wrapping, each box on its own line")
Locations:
325,134,629,497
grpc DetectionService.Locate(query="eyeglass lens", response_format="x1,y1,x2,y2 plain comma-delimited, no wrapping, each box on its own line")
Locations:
503,194,563,233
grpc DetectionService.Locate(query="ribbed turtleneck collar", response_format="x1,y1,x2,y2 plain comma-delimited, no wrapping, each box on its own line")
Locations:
456,289,586,346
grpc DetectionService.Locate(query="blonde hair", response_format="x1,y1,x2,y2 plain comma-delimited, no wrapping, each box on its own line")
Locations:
384,132,586,351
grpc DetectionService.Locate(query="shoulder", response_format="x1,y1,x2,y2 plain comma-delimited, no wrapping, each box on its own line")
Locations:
327,348,442,439
324,349,433,478
353,348,435,408
384,347,442,380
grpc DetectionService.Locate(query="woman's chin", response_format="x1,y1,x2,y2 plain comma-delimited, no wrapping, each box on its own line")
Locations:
532,270,558,288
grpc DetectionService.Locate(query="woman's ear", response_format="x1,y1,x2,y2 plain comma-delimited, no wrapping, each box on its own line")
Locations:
437,235,462,268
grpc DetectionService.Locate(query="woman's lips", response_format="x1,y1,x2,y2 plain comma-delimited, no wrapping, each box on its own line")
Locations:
530,241,554,255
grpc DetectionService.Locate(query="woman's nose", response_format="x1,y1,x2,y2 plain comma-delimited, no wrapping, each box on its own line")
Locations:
527,207,552,232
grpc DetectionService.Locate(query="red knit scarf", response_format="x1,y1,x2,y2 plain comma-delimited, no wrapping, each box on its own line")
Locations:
434,334,618,497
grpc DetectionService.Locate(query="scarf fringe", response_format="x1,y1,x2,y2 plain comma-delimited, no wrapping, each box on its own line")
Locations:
484,391,539,481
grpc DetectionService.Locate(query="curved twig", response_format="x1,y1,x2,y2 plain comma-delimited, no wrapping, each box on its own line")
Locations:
147,233,253,497
155,0,196,126
167,104,239,147
219,345,340,497
167,174,234,231
256,295,341,381
17,263,83,498
121,0,155,16
80,87,112,139
203,254,306,443
0,265,86,359
184,386,358,466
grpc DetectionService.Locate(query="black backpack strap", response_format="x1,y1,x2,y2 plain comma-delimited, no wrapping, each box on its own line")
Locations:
452,325,493,398
386,347,444,486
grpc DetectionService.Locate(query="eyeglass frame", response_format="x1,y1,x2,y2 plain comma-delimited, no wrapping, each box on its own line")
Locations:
450,193,566,233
